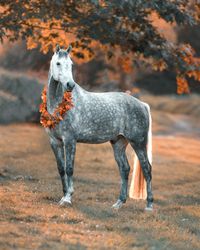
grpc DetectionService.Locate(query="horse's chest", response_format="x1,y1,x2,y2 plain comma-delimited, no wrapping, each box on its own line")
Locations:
45,122,71,141
45,127,61,141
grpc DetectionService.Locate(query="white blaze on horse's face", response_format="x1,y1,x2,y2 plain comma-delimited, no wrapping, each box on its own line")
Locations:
51,50,73,87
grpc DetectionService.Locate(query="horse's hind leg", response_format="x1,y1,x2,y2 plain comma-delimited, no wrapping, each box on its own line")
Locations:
131,142,153,211
111,137,130,209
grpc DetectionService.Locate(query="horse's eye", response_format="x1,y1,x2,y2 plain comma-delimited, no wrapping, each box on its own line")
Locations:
56,62,60,66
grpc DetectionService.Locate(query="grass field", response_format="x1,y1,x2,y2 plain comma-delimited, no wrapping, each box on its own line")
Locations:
0,105,200,250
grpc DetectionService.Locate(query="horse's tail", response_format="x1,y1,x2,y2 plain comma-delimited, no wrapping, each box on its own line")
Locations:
129,102,152,200
145,103,152,164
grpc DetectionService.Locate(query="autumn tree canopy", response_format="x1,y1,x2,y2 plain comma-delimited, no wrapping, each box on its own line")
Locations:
1,0,200,93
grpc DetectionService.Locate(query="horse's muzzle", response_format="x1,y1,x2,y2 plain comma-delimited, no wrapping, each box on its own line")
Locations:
66,81,75,92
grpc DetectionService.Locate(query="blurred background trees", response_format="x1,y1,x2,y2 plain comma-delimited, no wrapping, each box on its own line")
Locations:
0,1,200,123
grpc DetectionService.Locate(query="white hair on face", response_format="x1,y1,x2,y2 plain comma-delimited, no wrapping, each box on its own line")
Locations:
68,55,73,65
50,51,74,86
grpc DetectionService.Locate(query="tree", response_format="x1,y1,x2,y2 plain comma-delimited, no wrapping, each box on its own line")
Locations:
1,0,200,93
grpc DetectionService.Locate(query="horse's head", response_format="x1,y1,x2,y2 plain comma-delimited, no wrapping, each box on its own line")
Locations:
50,45,75,91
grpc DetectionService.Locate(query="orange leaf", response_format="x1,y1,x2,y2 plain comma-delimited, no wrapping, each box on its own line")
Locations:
39,86,74,129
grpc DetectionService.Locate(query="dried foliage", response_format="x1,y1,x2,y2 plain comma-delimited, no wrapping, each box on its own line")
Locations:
39,87,74,129
1,0,200,93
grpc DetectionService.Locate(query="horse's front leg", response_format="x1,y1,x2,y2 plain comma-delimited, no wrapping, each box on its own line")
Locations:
60,139,76,206
50,138,68,201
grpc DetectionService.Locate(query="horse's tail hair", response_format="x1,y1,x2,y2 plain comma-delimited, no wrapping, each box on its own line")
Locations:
145,103,152,165
129,102,152,200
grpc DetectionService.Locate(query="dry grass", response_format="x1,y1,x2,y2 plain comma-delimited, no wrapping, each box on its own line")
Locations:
0,108,200,249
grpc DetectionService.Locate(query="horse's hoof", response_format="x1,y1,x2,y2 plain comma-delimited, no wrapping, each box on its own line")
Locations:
145,205,153,212
58,196,72,206
112,199,124,209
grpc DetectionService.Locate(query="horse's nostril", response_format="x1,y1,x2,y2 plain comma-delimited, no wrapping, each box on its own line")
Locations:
66,82,74,91
56,62,60,66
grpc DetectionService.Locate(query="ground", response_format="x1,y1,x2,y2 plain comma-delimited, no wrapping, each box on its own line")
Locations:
0,101,200,250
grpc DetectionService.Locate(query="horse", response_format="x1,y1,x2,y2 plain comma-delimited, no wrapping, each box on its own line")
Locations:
44,45,153,211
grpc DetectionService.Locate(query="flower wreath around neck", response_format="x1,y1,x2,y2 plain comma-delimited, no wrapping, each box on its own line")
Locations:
39,87,74,129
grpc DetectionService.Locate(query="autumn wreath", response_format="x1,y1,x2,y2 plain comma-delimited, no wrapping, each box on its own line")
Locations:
39,87,74,129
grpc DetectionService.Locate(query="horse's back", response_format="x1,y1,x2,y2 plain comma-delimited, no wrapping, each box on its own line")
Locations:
86,91,142,108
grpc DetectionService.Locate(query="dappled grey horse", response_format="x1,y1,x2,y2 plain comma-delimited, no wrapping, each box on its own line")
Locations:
45,45,153,210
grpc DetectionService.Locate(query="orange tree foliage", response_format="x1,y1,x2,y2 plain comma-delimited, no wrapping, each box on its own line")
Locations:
1,0,200,93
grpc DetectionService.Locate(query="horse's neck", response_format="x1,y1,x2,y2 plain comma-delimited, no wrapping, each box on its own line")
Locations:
46,77,84,113
74,82,86,94
73,82,89,102
47,76,64,114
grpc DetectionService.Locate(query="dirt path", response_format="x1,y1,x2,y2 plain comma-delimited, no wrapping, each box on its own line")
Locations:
0,113,200,250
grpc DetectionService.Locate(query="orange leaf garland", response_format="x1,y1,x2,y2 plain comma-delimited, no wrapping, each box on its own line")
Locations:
39,87,74,129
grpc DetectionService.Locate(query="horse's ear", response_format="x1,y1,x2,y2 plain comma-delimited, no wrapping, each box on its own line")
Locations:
56,44,60,53
66,44,72,54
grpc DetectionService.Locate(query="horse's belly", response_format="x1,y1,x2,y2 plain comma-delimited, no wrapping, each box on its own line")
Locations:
77,135,116,144
76,129,119,144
